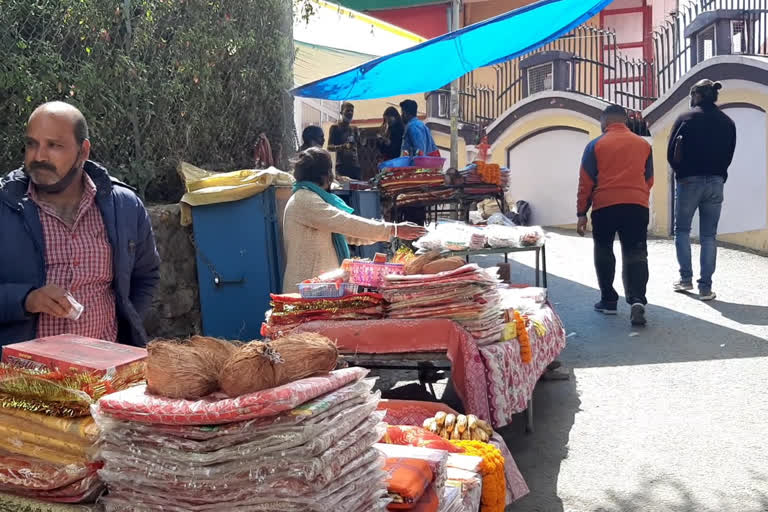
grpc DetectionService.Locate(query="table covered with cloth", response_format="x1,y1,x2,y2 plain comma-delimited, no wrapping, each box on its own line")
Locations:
293,303,566,429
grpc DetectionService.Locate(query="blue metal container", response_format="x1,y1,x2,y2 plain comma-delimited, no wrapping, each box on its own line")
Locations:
191,188,282,341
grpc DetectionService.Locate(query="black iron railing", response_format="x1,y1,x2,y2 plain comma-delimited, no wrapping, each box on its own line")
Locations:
654,0,768,97
431,24,656,138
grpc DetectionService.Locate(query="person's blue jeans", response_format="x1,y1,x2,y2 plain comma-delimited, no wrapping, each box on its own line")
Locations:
674,176,725,292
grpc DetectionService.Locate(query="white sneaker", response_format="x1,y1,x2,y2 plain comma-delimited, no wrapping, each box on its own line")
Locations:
699,290,717,301
673,280,693,292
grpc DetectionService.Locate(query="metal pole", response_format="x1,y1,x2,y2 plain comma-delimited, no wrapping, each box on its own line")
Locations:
449,0,461,170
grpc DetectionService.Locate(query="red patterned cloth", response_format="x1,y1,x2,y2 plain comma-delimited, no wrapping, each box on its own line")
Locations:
480,304,566,426
97,367,367,425
382,426,464,454
377,401,530,505
29,176,117,341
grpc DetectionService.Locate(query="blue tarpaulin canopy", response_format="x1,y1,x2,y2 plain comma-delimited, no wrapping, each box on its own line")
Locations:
292,0,613,100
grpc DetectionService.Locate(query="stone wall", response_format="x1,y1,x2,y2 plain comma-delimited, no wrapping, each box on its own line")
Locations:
144,204,201,339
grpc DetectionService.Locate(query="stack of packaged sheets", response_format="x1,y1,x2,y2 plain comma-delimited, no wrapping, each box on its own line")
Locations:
376,443,470,512
0,335,146,510
262,292,386,338
381,265,505,345
93,367,389,512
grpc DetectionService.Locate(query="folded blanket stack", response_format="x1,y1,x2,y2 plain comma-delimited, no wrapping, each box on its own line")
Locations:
262,292,386,338
381,265,505,345
93,367,390,512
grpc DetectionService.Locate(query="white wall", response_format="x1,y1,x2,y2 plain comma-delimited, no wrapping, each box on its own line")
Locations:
690,107,768,235
507,128,590,226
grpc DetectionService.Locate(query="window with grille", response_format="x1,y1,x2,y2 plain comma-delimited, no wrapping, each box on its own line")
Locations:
528,63,554,95
438,93,449,118
697,24,716,62
731,19,747,54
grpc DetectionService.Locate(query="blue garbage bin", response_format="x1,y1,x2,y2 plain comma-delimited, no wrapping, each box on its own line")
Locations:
190,188,282,341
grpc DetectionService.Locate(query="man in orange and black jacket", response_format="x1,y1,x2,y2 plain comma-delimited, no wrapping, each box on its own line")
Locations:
576,105,654,327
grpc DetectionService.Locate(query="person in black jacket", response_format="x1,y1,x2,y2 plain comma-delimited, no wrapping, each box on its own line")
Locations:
667,79,736,301
376,107,405,161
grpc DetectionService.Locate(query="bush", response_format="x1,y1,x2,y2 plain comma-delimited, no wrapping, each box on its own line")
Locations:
0,0,296,200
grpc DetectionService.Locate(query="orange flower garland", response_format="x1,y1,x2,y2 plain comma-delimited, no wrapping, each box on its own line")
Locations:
514,311,532,364
450,440,506,512
473,161,502,186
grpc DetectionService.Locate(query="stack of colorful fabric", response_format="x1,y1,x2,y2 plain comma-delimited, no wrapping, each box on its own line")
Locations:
93,367,390,512
459,162,510,197
0,366,110,508
381,265,505,345
262,292,386,338
377,168,451,206
376,443,468,512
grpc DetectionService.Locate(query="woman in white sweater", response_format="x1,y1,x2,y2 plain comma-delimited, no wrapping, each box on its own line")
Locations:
282,148,425,292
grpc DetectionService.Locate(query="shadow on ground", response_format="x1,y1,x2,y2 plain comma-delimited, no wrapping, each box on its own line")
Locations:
365,241,767,512
594,473,768,512
703,299,768,326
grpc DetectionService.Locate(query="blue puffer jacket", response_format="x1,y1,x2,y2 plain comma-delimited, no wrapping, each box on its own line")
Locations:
0,161,160,347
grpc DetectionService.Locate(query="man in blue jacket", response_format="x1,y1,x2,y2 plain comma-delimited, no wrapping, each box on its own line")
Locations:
0,102,160,347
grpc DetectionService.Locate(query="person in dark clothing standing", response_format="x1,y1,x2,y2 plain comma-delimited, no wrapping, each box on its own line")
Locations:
328,102,362,180
577,105,654,326
667,79,736,301
299,125,325,152
377,107,405,161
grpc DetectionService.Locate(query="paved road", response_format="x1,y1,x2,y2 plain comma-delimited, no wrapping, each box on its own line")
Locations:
375,231,768,511
497,231,768,512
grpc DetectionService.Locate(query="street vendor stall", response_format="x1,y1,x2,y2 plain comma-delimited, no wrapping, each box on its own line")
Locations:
291,292,565,431
266,234,567,432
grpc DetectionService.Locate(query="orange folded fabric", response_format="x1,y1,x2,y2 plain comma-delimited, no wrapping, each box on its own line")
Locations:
383,425,464,454
407,486,440,512
385,457,433,509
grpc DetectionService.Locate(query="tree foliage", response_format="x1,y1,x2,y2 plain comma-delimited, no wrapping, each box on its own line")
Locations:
0,0,296,200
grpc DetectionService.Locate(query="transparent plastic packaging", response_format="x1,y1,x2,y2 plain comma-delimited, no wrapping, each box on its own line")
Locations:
97,403,384,477
95,375,389,511
485,225,545,249
65,294,84,321
95,367,368,425
101,450,387,511
95,389,380,461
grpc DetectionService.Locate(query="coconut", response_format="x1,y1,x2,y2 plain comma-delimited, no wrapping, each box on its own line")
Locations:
219,333,338,397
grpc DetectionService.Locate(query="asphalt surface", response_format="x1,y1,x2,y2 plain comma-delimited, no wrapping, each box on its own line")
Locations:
375,231,768,512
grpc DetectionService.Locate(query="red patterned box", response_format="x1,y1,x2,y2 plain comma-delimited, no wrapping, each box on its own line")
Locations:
1,334,147,382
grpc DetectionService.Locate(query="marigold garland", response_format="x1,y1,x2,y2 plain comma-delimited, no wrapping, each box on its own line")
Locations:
473,161,502,186
514,311,532,364
450,440,506,512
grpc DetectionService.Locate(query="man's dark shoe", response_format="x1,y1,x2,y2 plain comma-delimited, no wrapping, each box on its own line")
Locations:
630,303,647,326
594,301,618,315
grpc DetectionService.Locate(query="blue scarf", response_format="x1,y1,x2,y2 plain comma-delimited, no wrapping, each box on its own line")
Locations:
293,181,353,264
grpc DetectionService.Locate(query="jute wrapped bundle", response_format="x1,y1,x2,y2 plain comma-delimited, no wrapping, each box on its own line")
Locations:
219,333,338,398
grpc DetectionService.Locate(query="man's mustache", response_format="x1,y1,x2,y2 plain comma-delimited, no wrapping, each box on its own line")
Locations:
28,162,57,173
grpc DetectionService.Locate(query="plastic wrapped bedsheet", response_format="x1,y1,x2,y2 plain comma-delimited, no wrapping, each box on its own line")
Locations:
100,447,383,506
440,487,463,512
96,367,367,425
0,492,103,512
98,411,385,484
0,451,98,492
101,457,387,512
374,443,448,504
96,392,381,465
93,379,374,448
